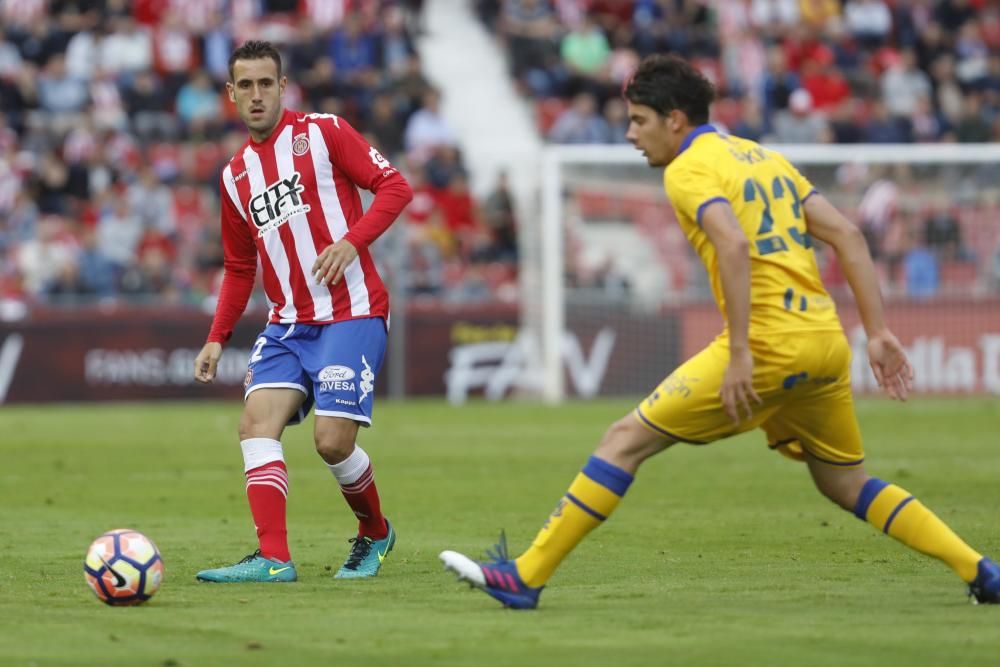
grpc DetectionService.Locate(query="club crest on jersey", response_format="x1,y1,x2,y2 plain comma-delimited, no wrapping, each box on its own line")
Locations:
292,132,310,156
248,171,311,236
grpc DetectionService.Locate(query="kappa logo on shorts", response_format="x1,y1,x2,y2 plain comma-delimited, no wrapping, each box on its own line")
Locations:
319,365,356,393
359,355,374,401
244,368,253,389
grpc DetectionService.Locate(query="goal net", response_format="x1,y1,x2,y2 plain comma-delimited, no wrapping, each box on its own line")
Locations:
528,143,1000,402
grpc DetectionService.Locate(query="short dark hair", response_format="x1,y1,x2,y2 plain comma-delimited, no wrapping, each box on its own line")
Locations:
623,54,715,125
228,40,282,82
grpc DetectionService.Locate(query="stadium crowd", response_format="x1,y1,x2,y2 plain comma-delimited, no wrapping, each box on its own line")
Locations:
1,0,998,310
479,0,1000,298
0,0,519,309
480,0,1000,146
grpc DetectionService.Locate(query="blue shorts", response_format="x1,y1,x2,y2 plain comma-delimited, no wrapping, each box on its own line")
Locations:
243,318,387,426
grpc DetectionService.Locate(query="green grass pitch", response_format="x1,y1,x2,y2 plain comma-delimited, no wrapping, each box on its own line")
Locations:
1,398,998,666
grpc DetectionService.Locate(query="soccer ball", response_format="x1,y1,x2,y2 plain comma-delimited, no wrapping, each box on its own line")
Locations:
84,529,164,606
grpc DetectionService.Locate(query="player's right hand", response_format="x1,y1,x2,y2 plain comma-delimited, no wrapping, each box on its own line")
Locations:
194,342,223,384
720,347,762,424
867,330,914,401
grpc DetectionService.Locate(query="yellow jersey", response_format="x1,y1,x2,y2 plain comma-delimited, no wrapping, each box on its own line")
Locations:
664,125,841,337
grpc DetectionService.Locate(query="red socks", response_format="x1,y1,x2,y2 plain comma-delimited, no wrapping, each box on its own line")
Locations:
245,461,290,562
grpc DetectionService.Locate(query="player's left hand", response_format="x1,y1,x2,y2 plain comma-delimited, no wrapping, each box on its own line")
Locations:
867,329,914,401
721,347,762,424
312,239,359,286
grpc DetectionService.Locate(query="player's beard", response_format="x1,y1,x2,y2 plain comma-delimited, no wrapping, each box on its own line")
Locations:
245,105,282,139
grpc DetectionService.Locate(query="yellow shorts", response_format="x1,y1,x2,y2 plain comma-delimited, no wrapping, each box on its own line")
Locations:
635,329,864,466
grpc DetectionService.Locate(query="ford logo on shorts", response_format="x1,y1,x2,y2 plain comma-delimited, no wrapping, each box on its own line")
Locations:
319,365,356,382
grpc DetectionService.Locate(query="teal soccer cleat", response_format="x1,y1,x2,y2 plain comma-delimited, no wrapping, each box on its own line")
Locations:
334,519,396,579
969,556,1000,604
196,551,297,583
439,532,543,610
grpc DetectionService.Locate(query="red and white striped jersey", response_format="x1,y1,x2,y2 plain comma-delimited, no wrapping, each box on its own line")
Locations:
208,109,412,344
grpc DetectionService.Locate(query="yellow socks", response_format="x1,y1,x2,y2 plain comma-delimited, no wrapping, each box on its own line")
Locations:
854,478,982,582
515,456,633,588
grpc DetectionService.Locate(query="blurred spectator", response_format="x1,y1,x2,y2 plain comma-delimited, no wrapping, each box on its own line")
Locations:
121,241,176,300
96,197,143,274
929,54,965,124
881,49,931,121
31,152,73,215
328,13,379,86
843,0,892,49
799,0,840,31
153,11,200,97
903,237,939,299
761,46,799,117
74,227,117,299
799,53,850,112
732,95,768,141
302,57,348,115
404,88,459,163
368,93,406,161
501,0,561,97
955,93,991,143
479,170,518,263
381,5,417,78
425,145,465,190
934,0,976,35
603,97,629,144
910,95,950,143
435,171,489,260
954,20,989,87
128,166,176,237
857,171,899,259
865,100,910,143
923,200,965,262
124,70,176,140
772,89,831,143
548,91,611,144
16,215,77,297
560,13,611,94
828,98,865,143
0,28,23,77
175,70,221,130
201,11,232,82
915,22,950,73
37,53,89,115
749,0,800,40
99,16,153,78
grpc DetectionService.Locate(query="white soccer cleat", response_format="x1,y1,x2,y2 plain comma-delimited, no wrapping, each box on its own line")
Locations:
439,550,486,587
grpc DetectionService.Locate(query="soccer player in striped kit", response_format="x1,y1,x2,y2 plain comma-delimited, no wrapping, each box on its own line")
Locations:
193,41,412,582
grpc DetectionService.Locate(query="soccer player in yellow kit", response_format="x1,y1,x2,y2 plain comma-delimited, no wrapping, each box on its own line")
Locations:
440,54,999,609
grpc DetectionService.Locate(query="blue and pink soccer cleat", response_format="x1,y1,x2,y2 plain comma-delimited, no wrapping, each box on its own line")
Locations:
440,532,543,610
968,556,1000,604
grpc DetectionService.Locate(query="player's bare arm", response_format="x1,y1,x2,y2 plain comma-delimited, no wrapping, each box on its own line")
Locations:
803,194,914,400
311,238,359,286
700,200,762,422
194,341,223,384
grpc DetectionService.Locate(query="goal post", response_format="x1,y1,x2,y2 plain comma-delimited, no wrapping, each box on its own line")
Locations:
533,143,1000,403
